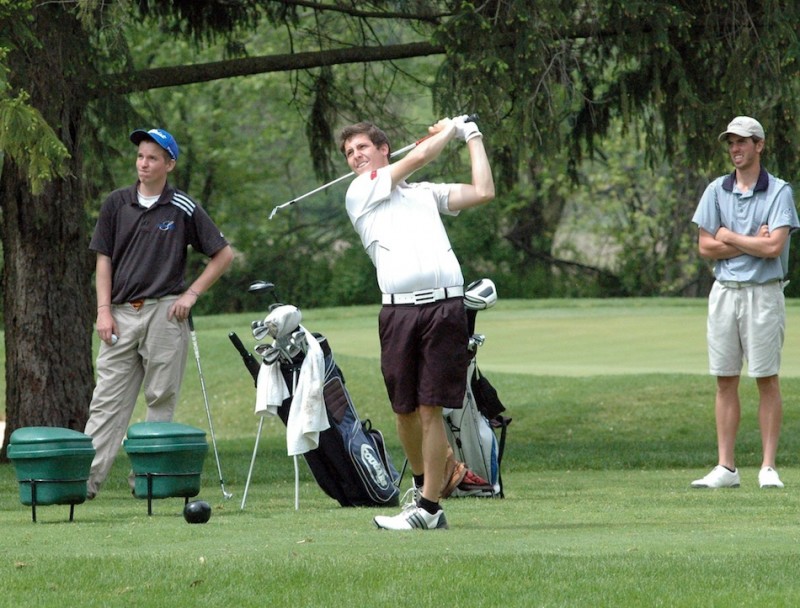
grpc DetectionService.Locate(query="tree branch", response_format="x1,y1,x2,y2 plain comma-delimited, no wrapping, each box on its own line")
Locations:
277,0,449,22
93,40,447,98
94,18,660,101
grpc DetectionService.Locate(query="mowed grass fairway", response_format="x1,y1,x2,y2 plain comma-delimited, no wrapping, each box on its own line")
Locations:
3,297,800,607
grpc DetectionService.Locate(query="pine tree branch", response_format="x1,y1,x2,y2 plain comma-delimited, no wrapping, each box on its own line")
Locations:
94,40,448,97
276,0,449,22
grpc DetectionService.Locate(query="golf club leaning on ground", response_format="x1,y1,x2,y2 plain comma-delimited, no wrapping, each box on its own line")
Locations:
268,114,479,219
188,313,233,500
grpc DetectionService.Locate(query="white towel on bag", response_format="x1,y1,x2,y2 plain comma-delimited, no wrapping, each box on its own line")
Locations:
285,326,329,455
255,360,290,416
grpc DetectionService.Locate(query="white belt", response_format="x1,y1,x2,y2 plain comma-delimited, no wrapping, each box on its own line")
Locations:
717,278,782,289
382,286,464,306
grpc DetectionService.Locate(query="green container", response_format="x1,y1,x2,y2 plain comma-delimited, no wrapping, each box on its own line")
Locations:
7,426,95,506
123,422,208,499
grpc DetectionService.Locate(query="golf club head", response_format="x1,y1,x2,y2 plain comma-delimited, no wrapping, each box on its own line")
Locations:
468,333,486,352
248,280,275,296
464,278,498,310
251,319,270,341
255,343,281,365
273,335,302,361
290,329,308,353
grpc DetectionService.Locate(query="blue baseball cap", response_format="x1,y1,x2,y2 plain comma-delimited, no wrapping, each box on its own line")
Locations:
130,128,179,160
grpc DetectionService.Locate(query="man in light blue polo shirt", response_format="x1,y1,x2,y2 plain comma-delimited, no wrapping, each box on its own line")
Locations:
691,116,799,489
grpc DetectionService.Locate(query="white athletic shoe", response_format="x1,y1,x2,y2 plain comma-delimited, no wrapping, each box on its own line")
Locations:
758,467,785,488
690,465,740,488
397,486,419,509
373,504,449,530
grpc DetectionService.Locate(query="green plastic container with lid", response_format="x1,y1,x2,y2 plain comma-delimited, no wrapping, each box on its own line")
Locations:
123,421,208,499
7,426,95,507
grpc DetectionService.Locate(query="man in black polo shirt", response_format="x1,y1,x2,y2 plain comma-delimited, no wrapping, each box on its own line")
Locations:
84,128,234,498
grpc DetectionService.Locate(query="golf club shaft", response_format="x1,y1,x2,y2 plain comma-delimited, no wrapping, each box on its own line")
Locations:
269,114,479,219
268,171,354,219
188,313,233,499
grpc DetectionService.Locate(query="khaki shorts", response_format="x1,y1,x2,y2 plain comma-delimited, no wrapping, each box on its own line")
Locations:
707,281,785,377
378,297,470,413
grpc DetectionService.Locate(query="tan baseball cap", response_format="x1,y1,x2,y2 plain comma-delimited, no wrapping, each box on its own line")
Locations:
718,116,765,141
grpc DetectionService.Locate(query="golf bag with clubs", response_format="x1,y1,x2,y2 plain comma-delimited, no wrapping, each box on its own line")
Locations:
442,278,511,498
229,286,400,508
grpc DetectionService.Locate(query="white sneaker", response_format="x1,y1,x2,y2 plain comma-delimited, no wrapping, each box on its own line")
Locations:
691,465,740,488
758,466,785,488
397,486,419,509
373,505,449,530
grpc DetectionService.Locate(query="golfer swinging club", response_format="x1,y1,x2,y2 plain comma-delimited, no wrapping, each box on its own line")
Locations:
338,116,494,530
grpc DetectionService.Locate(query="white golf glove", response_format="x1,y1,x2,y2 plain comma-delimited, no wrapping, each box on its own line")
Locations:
454,114,482,142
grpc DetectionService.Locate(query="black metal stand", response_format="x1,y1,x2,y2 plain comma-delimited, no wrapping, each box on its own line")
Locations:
134,471,196,515
23,478,86,523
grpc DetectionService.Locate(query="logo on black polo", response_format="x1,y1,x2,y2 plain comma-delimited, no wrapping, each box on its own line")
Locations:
158,220,176,231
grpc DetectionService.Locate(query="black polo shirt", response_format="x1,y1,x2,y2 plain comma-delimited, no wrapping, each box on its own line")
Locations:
89,183,229,303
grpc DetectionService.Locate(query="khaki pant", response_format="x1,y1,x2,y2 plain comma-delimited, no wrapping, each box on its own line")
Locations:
84,297,188,496
707,280,785,377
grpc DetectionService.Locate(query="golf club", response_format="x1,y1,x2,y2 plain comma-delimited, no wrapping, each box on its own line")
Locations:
248,280,276,296
188,313,233,500
248,280,285,313
268,114,479,219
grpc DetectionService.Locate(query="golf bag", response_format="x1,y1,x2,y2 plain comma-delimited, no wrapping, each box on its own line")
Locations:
443,281,511,498
230,330,401,508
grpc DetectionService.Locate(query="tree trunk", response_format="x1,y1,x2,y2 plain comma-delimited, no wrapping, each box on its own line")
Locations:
0,5,94,458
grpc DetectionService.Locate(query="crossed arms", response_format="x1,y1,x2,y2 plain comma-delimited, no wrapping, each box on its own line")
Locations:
698,225,790,260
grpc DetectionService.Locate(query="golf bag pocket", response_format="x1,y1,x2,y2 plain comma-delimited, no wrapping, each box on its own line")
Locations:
322,377,400,506
471,367,505,419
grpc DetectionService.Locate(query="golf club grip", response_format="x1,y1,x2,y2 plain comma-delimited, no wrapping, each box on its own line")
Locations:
413,113,480,145
228,332,261,384
187,313,195,332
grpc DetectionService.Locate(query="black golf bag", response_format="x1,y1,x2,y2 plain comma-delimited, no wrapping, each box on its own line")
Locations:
230,331,401,508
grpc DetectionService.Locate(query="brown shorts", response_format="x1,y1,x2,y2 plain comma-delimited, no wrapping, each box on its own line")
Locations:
378,297,470,414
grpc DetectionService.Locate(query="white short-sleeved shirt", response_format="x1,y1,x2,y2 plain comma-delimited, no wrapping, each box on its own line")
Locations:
346,166,463,294
692,169,799,283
